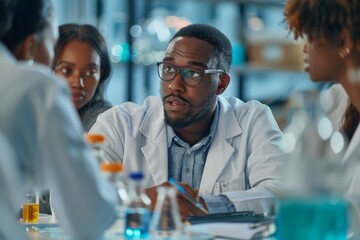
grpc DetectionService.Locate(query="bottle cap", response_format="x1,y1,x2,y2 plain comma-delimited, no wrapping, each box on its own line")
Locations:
101,162,123,173
129,171,144,180
84,133,105,144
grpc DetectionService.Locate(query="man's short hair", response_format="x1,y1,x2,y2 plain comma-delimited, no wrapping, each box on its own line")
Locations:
168,24,232,73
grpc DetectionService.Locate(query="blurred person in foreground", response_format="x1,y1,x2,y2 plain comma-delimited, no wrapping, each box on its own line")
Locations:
53,23,112,132
284,0,360,235
0,0,117,239
90,23,287,218
2,0,60,215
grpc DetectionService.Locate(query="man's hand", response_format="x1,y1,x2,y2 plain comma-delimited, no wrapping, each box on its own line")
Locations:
144,182,172,211
145,181,208,220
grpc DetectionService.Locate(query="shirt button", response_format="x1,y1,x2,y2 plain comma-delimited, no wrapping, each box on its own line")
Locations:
186,168,190,173
174,137,178,141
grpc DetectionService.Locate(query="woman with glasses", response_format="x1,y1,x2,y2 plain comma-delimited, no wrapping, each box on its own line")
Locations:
90,23,286,219
53,24,112,132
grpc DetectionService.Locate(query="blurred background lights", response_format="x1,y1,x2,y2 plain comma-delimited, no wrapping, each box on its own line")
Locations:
133,39,151,52
318,117,333,140
130,25,143,38
247,13,264,31
166,15,191,31
330,131,345,154
111,43,130,63
112,44,123,57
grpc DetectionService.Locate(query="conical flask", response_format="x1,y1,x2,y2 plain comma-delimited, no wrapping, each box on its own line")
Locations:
149,186,182,239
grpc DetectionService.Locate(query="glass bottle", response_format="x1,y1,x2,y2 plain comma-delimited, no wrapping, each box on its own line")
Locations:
22,189,39,223
277,91,348,240
124,171,151,239
149,186,182,239
101,161,128,236
85,133,106,163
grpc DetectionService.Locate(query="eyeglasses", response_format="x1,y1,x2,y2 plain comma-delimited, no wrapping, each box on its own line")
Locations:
156,62,225,87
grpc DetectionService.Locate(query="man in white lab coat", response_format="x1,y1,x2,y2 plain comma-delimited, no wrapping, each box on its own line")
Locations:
90,24,286,217
0,0,116,239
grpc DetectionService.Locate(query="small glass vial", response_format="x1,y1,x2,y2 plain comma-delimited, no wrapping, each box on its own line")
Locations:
85,133,106,163
124,172,151,239
101,162,128,236
22,189,39,223
149,186,183,239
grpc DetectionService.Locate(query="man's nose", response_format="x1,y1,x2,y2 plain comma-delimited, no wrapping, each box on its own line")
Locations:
168,71,185,92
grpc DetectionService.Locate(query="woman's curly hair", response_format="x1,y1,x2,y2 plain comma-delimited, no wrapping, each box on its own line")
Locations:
284,0,360,51
284,0,360,141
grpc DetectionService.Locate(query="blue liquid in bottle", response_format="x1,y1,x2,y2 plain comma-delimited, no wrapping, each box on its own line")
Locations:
276,197,348,240
124,172,151,239
125,207,151,239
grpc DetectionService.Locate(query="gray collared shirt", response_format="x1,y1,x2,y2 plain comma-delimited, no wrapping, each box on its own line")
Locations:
167,104,219,189
166,104,236,213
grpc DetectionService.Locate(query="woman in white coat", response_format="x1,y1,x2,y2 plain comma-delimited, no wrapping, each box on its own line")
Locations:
284,0,360,236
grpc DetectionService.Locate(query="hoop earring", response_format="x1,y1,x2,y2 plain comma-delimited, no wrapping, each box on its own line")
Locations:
27,57,34,66
339,48,350,58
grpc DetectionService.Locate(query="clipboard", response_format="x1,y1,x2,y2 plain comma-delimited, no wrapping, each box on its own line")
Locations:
186,211,272,224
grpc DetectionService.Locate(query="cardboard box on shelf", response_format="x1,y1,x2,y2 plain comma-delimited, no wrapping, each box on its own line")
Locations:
246,40,304,71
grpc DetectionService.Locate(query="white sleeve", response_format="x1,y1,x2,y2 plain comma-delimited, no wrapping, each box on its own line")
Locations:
33,78,117,239
0,134,27,240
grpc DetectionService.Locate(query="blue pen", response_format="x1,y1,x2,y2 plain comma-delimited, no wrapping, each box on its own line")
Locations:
168,178,208,213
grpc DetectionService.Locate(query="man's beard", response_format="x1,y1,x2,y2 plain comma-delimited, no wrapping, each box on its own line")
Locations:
164,89,217,129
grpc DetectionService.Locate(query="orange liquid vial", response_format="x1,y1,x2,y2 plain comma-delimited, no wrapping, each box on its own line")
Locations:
22,203,39,223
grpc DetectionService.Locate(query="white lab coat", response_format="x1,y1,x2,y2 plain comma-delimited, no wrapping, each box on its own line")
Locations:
90,96,287,213
0,43,116,239
341,124,360,237
342,124,360,196
321,83,349,130
0,133,27,240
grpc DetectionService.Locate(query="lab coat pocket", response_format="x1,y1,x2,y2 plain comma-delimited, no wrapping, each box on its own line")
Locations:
215,175,246,194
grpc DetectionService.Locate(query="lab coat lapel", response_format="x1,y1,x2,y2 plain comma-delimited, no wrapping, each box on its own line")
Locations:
140,98,168,185
199,97,243,195
343,124,360,163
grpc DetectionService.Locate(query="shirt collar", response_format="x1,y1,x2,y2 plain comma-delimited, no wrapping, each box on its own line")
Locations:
167,101,220,147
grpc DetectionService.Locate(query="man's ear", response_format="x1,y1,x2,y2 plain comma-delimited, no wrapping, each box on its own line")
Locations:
12,34,35,60
216,73,230,95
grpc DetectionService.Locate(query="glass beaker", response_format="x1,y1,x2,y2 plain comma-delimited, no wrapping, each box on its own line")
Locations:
149,186,183,239
22,189,39,223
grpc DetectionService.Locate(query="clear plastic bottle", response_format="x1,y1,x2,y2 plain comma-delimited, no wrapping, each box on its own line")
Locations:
101,161,128,236
124,171,151,239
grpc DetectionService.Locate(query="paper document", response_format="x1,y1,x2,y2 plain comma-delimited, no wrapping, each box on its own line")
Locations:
184,222,271,240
